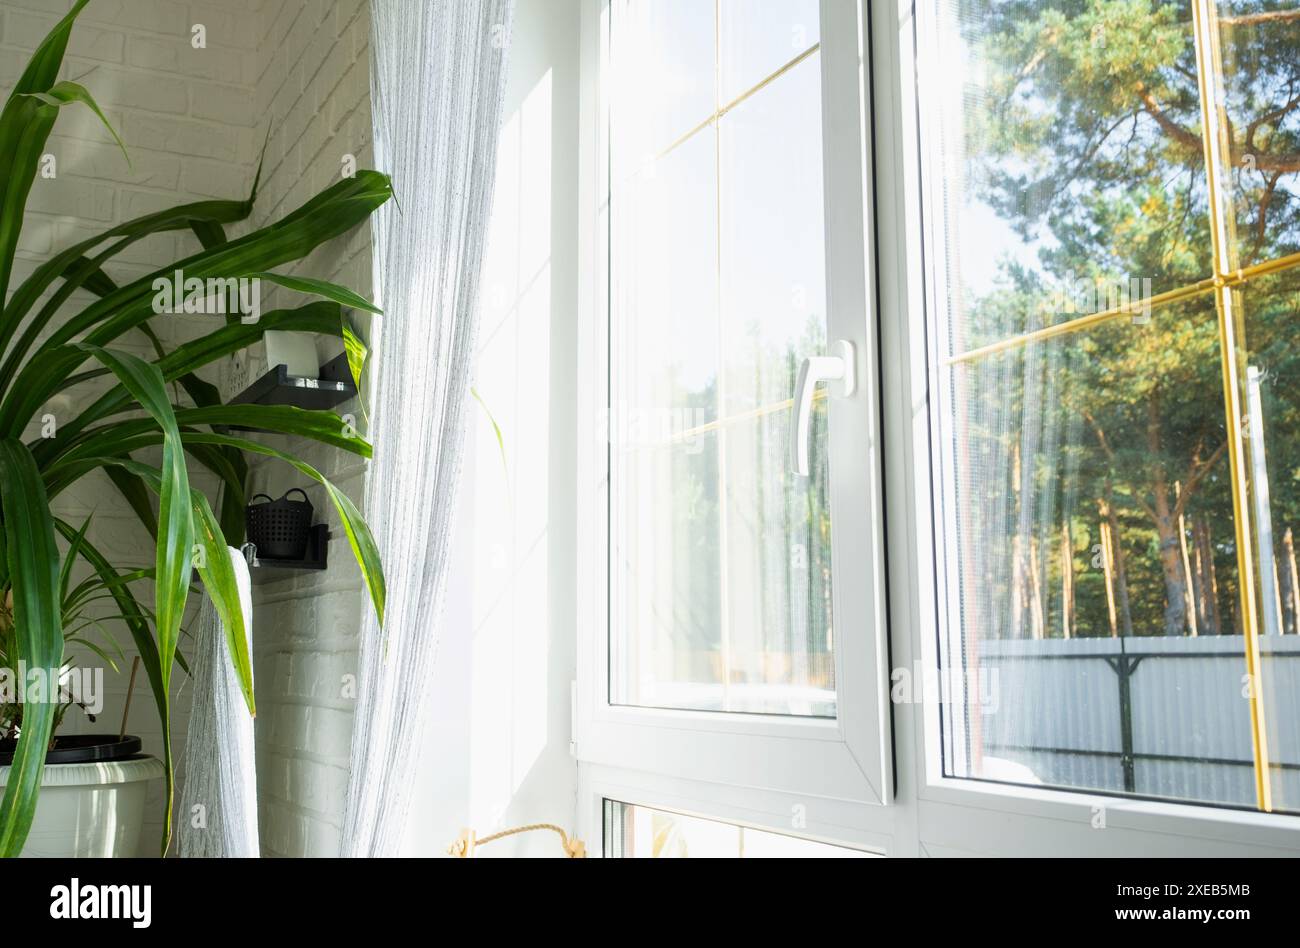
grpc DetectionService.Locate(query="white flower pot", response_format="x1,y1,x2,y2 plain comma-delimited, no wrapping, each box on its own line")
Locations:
0,755,164,857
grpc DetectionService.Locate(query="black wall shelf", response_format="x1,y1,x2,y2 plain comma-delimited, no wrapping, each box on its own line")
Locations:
189,526,331,587
248,523,330,584
230,351,356,412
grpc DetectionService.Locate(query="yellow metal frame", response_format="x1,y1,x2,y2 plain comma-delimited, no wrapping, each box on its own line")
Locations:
942,1,1300,812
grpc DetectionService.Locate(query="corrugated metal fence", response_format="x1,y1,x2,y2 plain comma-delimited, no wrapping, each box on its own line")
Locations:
974,636,1300,808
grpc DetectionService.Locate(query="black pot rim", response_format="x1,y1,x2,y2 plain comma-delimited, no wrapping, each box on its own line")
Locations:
0,734,145,766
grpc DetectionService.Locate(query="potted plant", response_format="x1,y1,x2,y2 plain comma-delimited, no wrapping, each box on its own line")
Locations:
0,0,389,857
1,551,165,857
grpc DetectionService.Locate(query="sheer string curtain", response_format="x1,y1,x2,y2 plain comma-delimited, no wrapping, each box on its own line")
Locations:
342,0,516,857
178,549,258,858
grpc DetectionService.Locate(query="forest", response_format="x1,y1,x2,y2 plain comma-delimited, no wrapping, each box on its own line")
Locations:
948,0,1300,642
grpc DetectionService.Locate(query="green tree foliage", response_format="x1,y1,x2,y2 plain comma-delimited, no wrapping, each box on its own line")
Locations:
956,0,1299,637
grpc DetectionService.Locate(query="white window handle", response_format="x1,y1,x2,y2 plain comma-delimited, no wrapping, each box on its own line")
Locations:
789,340,856,477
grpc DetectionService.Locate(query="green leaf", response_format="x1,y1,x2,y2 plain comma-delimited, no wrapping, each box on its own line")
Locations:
194,434,385,625
9,0,90,97
48,405,370,484
191,219,227,250
190,492,255,716
253,271,382,314
0,0,91,328
19,81,129,167
0,440,64,857
57,515,93,602
471,387,508,482
74,346,192,698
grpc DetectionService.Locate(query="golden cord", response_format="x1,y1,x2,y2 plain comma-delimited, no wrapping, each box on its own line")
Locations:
448,824,586,859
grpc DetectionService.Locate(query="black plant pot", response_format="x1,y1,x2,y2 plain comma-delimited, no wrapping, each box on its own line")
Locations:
0,734,144,766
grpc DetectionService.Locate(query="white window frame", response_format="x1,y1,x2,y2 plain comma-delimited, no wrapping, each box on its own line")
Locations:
575,0,892,810
575,0,1300,857
874,0,1300,857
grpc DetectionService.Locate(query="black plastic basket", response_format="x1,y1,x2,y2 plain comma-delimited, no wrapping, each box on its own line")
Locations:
246,489,314,560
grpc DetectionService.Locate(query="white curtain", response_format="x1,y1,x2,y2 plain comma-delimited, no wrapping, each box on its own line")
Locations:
342,0,516,857
178,548,258,858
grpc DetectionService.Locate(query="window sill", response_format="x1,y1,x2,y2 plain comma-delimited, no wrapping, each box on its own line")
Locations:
919,773,1300,853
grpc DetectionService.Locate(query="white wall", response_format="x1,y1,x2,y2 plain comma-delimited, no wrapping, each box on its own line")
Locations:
242,0,374,858
2,0,262,854
403,0,581,858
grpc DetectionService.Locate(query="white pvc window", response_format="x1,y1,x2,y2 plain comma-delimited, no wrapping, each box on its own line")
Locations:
577,0,892,806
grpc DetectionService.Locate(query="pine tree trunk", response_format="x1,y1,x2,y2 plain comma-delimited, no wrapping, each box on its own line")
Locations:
1283,527,1299,635
1107,497,1135,638
1100,504,1119,638
1146,395,1187,635
1192,516,1217,635
1029,535,1045,640
1153,483,1188,636
1176,482,1198,636
1061,518,1075,639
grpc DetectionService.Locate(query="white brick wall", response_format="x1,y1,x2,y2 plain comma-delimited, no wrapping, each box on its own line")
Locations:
1,0,262,854
243,0,375,858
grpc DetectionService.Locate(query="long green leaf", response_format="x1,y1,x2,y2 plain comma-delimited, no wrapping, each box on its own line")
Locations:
57,515,92,603
253,271,382,314
190,493,254,715
0,440,63,857
75,347,192,697
0,0,91,312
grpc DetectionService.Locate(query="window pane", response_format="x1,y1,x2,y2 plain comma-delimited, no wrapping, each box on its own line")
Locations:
928,0,1210,358
1234,276,1300,813
721,411,834,716
1215,2,1300,270
612,132,719,429
612,0,716,167
719,0,821,103
609,2,832,717
919,0,1300,812
611,437,723,710
720,49,826,416
941,305,1259,806
603,800,876,858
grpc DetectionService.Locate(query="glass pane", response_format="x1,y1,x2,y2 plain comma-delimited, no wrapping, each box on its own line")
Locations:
929,0,1211,357
1215,2,1300,270
941,307,1258,807
720,0,821,103
603,800,877,858
612,0,717,170
1234,275,1300,814
720,49,826,416
721,411,834,716
611,132,719,430
609,2,832,717
611,437,723,711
